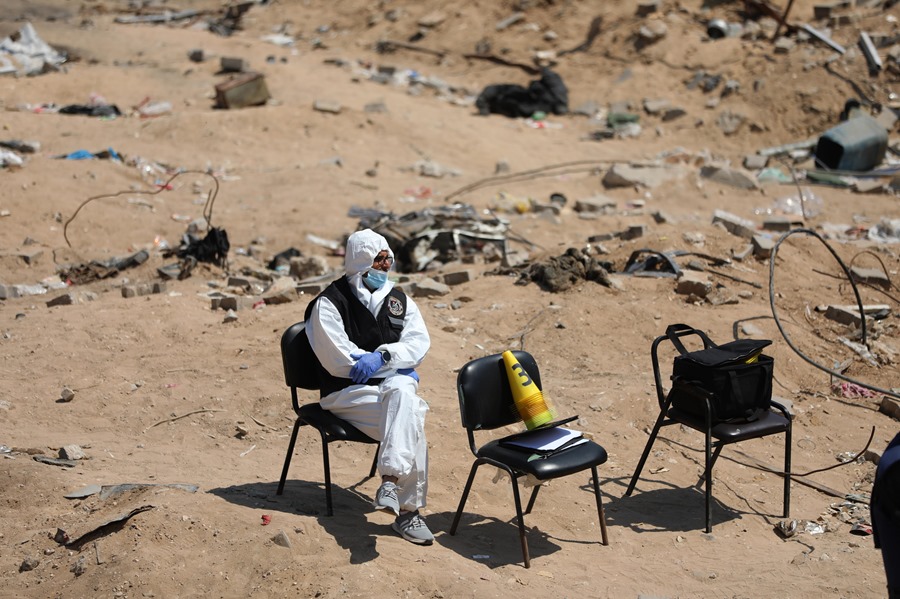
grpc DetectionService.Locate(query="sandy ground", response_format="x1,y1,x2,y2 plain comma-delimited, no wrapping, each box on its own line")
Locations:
1,1,899,597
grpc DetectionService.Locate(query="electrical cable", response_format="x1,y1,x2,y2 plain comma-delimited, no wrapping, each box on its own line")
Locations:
768,228,900,400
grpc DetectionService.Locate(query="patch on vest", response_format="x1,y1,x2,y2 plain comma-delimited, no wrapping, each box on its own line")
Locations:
387,296,404,316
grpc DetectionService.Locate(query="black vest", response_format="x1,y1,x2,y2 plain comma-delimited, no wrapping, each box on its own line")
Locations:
304,276,408,397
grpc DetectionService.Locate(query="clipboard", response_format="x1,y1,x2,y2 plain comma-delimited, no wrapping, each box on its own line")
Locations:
530,414,579,431
499,426,587,455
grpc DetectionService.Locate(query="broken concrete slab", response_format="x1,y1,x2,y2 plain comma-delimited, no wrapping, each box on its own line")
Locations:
850,266,891,290
751,234,776,259
700,165,759,190
602,163,685,189
122,282,166,298
712,210,757,239
46,291,98,307
675,271,712,297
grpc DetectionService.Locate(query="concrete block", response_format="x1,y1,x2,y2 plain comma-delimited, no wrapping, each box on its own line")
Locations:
675,271,712,297
411,277,451,298
761,216,797,232
881,396,900,420
215,72,270,109
441,270,474,286
313,99,342,114
743,154,768,170
850,266,890,290
751,234,776,258
712,209,757,239
220,56,246,72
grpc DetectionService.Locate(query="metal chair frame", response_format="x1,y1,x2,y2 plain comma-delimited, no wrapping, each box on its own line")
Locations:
276,322,380,516
449,350,609,568
625,327,792,532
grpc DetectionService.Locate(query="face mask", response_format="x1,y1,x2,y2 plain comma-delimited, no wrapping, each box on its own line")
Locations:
364,269,388,290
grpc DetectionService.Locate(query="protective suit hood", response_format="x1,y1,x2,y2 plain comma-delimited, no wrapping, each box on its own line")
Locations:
345,229,394,276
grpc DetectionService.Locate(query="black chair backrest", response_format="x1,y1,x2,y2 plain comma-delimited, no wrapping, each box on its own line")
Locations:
281,322,321,391
650,326,714,410
457,350,542,431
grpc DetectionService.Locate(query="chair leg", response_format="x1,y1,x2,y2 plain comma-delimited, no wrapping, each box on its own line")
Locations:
783,424,792,518
276,418,302,495
704,427,713,534
524,484,541,515
509,469,531,569
319,432,334,517
368,443,380,479
626,409,667,496
591,466,609,546
450,461,481,535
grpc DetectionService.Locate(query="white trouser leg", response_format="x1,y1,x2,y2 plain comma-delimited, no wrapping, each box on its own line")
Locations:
319,374,429,511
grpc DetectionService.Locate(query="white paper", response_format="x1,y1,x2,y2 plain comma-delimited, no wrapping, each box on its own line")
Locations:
502,427,583,452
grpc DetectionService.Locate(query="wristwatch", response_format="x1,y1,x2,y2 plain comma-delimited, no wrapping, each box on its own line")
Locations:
379,349,392,363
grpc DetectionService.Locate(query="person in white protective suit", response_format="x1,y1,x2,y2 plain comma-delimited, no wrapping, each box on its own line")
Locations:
304,229,433,544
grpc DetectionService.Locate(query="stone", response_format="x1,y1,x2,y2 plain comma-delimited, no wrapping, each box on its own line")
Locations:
712,210,757,239
60,387,75,402
18,249,43,265
636,0,661,16
272,530,292,548
743,154,768,170
643,98,671,115
602,163,684,189
761,216,797,232
46,291,97,307
574,195,616,214
495,12,525,31
313,99,342,114
850,266,890,290
418,11,446,27
212,295,256,311
881,396,900,420
675,271,712,297
223,309,239,323
262,277,297,304
214,72,271,109
220,57,246,72
289,256,329,280
619,225,646,241
59,445,85,460
700,165,758,190
751,234,776,258
441,270,474,286
410,277,451,298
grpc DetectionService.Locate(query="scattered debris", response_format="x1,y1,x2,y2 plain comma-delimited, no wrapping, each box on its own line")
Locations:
0,22,66,76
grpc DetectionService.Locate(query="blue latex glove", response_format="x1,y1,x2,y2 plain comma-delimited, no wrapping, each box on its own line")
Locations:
397,368,419,383
349,351,385,384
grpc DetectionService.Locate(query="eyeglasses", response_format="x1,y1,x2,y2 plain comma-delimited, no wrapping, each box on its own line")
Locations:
373,253,393,266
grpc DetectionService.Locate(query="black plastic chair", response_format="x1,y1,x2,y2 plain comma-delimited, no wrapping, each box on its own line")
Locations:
449,350,609,568
276,322,380,516
625,326,792,532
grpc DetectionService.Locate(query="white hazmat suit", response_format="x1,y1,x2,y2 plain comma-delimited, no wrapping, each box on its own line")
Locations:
305,229,431,511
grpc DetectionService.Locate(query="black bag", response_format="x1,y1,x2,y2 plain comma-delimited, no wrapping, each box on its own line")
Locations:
666,324,774,422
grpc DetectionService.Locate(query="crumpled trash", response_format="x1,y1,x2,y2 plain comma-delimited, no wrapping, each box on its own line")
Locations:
59,104,122,118
0,149,24,168
0,22,67,76
56,148,122,161
868,218,900,243
832,381,876,399
775,518,828,538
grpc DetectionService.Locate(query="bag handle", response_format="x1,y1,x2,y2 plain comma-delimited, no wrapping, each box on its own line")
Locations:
665,323,715,356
